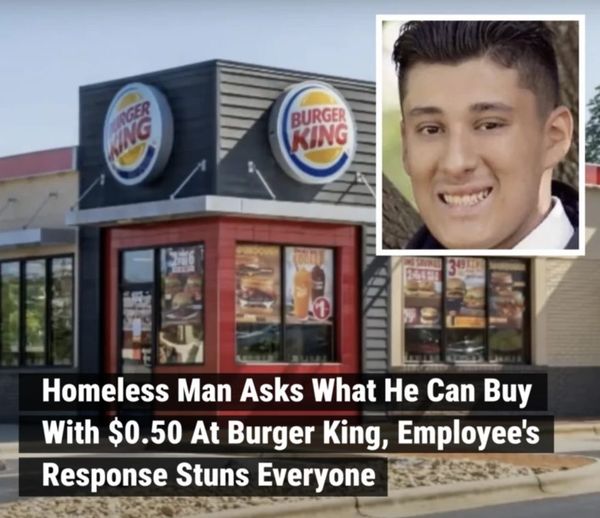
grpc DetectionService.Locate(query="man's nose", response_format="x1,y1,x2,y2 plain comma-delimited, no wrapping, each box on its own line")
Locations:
439,130,478,178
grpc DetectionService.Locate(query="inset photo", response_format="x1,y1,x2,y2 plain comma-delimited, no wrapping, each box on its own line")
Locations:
376,15,585,256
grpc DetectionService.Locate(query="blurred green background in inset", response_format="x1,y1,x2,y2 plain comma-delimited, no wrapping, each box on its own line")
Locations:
382,21,415,207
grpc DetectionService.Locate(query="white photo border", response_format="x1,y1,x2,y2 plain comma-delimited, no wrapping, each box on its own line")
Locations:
375,13,586,258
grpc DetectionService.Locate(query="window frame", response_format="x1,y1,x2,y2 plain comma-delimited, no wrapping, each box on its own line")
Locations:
0,254,74,368
234,242,338,365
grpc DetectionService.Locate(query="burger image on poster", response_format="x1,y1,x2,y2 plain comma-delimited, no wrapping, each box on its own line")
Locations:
420,307,439,326
269,81,357,185
103,82,174,186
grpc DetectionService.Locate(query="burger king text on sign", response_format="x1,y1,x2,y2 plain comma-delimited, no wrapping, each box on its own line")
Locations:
103,82,174,186
269,81,357,184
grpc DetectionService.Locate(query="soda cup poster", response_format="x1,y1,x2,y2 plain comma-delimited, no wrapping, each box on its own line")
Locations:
285,247,334,324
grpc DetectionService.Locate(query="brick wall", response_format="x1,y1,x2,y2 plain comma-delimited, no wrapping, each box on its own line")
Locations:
545,258,600,366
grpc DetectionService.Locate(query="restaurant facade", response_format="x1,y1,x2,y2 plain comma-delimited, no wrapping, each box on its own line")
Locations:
0,60,598,420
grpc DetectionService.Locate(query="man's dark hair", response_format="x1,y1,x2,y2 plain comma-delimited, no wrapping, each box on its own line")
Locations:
392,20,560,116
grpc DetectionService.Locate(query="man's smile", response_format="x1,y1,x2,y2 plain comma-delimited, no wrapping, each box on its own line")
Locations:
438,187,493,208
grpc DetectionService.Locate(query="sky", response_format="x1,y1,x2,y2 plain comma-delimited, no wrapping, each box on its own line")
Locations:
1,0,599,157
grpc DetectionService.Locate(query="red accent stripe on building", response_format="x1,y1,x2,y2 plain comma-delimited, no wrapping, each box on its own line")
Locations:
0,147,76,181
586,163,600,185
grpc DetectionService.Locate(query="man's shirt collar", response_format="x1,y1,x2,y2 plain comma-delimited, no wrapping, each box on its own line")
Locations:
513,196,574,250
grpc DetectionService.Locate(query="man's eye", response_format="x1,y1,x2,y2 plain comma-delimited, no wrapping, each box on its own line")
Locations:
417,125,441,135
477,121,505,131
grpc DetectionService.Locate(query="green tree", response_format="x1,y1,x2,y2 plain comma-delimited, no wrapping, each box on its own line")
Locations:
586,85,600,164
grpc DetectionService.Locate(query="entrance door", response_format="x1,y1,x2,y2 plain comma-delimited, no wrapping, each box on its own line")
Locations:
120,249,155,374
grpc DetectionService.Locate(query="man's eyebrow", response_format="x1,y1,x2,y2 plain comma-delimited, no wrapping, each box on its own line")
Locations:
470,102,514,113
406,106,443,117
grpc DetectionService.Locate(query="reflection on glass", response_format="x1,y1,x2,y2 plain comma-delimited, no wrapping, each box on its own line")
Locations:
284,325,333,363
51,257,73,365
159,246,204,364
445,329,485,363
1,262,19,366
405,329,441,363
123,249,154,284
25,260,46,365
236,323,281,362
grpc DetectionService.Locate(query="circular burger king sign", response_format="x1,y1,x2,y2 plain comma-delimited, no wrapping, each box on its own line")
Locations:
269,81,356,185
103,83,174,186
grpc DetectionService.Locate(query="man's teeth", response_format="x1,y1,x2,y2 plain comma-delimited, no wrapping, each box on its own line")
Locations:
442,189,491,207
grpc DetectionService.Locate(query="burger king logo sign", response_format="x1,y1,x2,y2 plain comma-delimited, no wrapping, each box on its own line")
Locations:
103,83,174,186
269,82,356,185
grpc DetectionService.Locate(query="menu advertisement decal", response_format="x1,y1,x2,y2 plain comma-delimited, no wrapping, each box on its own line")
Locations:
445,258,486,329
403,258,442,329
488,260,527,358
162,246,204,325
122,289,152,365
235,245,281,324
285,247,333,324
160,246,204,364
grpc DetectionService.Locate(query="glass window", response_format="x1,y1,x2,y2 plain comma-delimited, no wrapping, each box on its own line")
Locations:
488,260,527,364
123,249,154,284
121,289,153,373
445,258,486,363
0,256,74,368
235,245,282,362
284,247,334,362
25,260,46,366
1,263,20,367
403,258,442,362
51,257,73,366
159,246,204,364
235,244,335,363
403,257,529,364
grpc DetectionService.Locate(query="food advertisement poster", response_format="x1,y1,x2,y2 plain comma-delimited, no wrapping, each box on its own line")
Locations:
161,246,204,326
488,260,527,328
235,245,281,324
487,260,527,360
445,257,486,329
159,246,204,364
285,247,333,324
122,289,152,364
403,257,442,328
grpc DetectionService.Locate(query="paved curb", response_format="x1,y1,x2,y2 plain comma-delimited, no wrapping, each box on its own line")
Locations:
184,457,600,518
555,422,600,436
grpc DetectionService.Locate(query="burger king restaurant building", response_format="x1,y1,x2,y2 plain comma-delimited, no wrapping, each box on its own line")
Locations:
0,60,598,420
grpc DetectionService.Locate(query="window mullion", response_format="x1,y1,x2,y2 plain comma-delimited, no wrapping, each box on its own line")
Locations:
46,259,52,366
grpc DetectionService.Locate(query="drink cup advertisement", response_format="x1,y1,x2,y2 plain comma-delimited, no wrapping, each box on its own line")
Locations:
285,247,333,324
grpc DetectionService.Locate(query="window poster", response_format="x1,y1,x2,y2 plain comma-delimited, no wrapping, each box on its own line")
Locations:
235,245,281,325
160,245,204,364
488,260,527,360
122,289,152,366
403,257,442,328
445,257,486,329
285,247,334,324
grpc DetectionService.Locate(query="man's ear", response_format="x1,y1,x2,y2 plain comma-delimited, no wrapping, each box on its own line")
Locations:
401,119,411,177
542,106,573,170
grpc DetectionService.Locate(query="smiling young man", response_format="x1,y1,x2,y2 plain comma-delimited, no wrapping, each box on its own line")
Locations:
393,20,579,250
